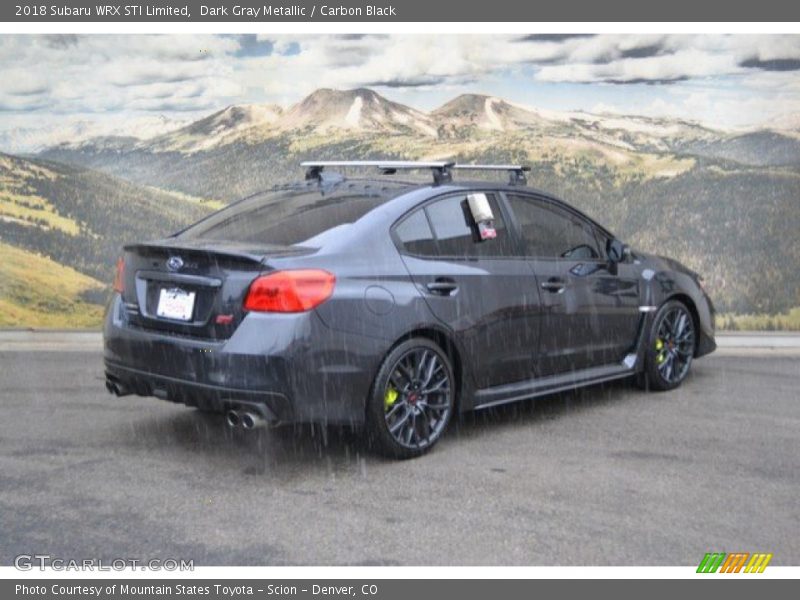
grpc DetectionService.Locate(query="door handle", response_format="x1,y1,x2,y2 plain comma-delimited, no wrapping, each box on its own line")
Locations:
541,278,566,293
426,278,458,296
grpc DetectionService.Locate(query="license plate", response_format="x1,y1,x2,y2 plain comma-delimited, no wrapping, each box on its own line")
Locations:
156,288,196,321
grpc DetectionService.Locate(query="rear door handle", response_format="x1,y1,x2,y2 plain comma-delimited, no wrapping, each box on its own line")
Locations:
541,278,566,293
426,278,458,296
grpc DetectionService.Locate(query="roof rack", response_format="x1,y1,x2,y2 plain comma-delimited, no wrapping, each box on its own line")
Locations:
301,160,530,186
453,164,530,186
302,160,455,185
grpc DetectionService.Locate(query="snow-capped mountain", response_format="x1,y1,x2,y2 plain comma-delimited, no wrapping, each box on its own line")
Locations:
432,94,555,133
430,93,719,151
278,88,437,136
31,88,730,158
138,89,437,153
145,104,284,153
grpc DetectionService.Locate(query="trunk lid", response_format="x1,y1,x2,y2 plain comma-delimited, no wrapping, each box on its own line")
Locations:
120,238,313,339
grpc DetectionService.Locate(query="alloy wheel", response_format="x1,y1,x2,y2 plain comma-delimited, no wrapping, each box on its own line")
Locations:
383,347,453,450
654,305,695,384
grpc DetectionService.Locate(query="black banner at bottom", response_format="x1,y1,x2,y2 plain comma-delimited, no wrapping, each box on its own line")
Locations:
3,579,795,600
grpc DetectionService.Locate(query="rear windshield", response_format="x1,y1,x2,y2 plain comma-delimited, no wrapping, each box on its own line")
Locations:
178,189,387,247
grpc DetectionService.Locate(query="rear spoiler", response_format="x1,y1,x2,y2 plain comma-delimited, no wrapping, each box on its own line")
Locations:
123,239,310,265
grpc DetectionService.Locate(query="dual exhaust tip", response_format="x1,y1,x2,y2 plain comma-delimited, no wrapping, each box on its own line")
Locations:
226,409,265,430
107,378,265,431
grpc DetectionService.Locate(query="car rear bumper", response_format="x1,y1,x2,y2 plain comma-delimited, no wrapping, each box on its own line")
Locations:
104,360,292,422
103,294,387,424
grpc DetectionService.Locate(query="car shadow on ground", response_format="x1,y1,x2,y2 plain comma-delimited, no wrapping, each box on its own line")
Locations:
450,377,642,441
107,374,655,475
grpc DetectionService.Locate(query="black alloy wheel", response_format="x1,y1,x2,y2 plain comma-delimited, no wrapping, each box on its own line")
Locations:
644,300,696,391
366,338,455,458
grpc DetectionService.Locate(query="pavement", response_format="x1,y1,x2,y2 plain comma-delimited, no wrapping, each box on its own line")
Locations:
0,333,798,565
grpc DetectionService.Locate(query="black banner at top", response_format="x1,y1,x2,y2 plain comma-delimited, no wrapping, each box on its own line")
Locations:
3,0,800,22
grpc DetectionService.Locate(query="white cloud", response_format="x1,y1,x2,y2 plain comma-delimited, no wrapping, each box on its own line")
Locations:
1,33,799,149
536,49,741,83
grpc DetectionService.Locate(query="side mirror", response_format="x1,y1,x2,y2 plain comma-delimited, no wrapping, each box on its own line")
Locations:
606,238,629,264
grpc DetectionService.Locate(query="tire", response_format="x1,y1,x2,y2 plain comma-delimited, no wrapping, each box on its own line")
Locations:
641,299,696,391
365,338,456,459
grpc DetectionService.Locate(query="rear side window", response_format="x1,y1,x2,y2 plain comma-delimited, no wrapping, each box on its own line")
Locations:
397,193,515,259
395,209,437,256
507,194,600,259
180,191,385,247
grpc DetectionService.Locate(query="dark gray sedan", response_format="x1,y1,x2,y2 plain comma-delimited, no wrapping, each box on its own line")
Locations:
104,161,716,458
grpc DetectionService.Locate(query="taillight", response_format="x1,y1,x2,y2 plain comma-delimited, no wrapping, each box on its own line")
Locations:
113,257,125,293
244,270,335,313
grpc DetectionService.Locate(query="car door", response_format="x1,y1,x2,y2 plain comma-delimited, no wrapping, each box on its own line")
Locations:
395,192,542,389
505,193,640,375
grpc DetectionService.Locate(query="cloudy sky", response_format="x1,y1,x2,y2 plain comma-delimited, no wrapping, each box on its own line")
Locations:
1,33,800,151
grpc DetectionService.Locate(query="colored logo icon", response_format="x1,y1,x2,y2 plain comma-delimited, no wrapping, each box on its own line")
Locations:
697,552,773,573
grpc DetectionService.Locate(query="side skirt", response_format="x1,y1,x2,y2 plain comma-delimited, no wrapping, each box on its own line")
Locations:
469,310,653,412
471,360,637,411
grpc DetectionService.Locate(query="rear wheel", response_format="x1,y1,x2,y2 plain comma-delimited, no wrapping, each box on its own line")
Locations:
641,300,696,391
366,338,455,459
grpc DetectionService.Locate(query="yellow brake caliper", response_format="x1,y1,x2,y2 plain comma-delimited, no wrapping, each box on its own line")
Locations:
655,338,666,364
384,386,399,411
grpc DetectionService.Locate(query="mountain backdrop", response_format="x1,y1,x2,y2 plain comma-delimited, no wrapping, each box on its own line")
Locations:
2,87,799,327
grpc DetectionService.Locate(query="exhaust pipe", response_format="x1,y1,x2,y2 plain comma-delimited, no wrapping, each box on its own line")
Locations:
226,410,242,428
225,409,266,430
241,412,265,430
105,379,131,397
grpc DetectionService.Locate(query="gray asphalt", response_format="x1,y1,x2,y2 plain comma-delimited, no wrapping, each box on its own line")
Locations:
0,349,798,566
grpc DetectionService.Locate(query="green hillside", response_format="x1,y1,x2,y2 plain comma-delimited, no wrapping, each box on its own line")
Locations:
0,242,105,328
0,152,216,288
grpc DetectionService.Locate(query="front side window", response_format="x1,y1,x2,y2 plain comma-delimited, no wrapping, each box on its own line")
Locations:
413,193,514,258
507,194,600,259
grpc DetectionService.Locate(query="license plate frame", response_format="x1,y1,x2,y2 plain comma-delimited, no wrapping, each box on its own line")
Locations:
156,287,196,322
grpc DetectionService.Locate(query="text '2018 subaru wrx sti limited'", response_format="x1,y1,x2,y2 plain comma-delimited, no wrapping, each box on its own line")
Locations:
104,161,716,458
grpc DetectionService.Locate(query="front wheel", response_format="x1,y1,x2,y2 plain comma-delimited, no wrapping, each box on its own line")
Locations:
641,300,696,391
365,338,455,459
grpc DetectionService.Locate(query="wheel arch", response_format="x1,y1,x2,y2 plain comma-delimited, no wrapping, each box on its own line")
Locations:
371,325,467,415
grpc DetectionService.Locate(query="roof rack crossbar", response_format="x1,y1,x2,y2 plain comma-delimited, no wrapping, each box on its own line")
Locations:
301,160,531,186
452,164,530,186
302,160,455,185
